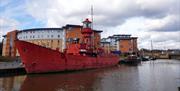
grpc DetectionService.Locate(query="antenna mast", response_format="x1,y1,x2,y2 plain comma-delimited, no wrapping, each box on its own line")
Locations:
151,40,153,51
91,5,95,52
151,40,153,57
91,5,93,29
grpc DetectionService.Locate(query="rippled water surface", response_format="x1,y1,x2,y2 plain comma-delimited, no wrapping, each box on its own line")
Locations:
0,59,180,91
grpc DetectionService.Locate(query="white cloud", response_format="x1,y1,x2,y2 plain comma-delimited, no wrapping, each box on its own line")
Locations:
24,0,180,49
136,0,175,11
100,16,180,49
0,0,179,49
25,0,179,27
0,17,19,28
144,14,180,32
139,31,180,49
0,17,20,41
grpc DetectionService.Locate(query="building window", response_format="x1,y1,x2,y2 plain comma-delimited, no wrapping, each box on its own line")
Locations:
58,35,60,38
68,27,72,30
47,35,49,38
120,45,123,48
47,42,49,46
51,35,53,38
129,48,132,51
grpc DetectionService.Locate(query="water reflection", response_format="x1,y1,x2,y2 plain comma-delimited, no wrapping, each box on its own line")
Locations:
1,77,14,91
138,59,180,91
20,70,100,91
0,76,25,91
0,59,179,91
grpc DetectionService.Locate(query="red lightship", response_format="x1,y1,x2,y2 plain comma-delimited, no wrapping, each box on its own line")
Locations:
15,19,119,73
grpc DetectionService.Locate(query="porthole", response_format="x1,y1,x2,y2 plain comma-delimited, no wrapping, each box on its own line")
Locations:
23,48,26,52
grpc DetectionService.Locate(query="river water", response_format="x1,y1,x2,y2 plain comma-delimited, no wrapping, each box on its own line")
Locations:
0,59,179,91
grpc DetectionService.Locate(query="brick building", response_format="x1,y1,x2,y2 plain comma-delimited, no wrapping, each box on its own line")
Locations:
2,25,102,57
2,30,18,57
63,25,102,50
101,34,138,54
117,37,138,53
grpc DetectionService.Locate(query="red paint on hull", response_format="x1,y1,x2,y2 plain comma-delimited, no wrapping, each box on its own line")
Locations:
16,40,119,73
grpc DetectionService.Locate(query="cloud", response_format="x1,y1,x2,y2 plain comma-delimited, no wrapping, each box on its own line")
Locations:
99,16,180,49
25,0,180,49
0,17,20,41
0,17,20,31
24,0,180,33
0,0,24,41
0,0,179,49
25,0,95,27
144,15,180,32
139,31,180,49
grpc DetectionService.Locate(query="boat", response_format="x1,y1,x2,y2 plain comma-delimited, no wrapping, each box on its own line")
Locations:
15,18,120,73
150,56,156,61
140,56,150,61
119,54,141,64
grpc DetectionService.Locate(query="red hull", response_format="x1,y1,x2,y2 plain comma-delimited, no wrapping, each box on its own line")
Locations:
15,40,119,73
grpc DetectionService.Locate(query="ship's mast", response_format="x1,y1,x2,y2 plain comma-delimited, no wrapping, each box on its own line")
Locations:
91,5,94,51
151,40,153,57
91,5,93,29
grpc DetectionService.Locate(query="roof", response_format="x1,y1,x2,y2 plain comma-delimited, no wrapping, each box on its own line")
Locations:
113,34,131,36
101,41,110,44
93,30,103,33
106,34,137,40
3,35,6,37
131,37,138,39
19,28,63,32
83,18,92,23
63,24,102,33
63,24,82,29
2,24,102,37
108,36,113,38
117,37,138,40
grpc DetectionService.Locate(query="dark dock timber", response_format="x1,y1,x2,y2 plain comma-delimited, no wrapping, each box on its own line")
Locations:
0,62,26,77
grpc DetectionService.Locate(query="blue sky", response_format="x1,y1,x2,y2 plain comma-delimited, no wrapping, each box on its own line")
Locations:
0,0,45,29
0,0,180,49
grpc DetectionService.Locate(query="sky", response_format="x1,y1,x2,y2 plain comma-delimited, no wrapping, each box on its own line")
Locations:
0,0,180,49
